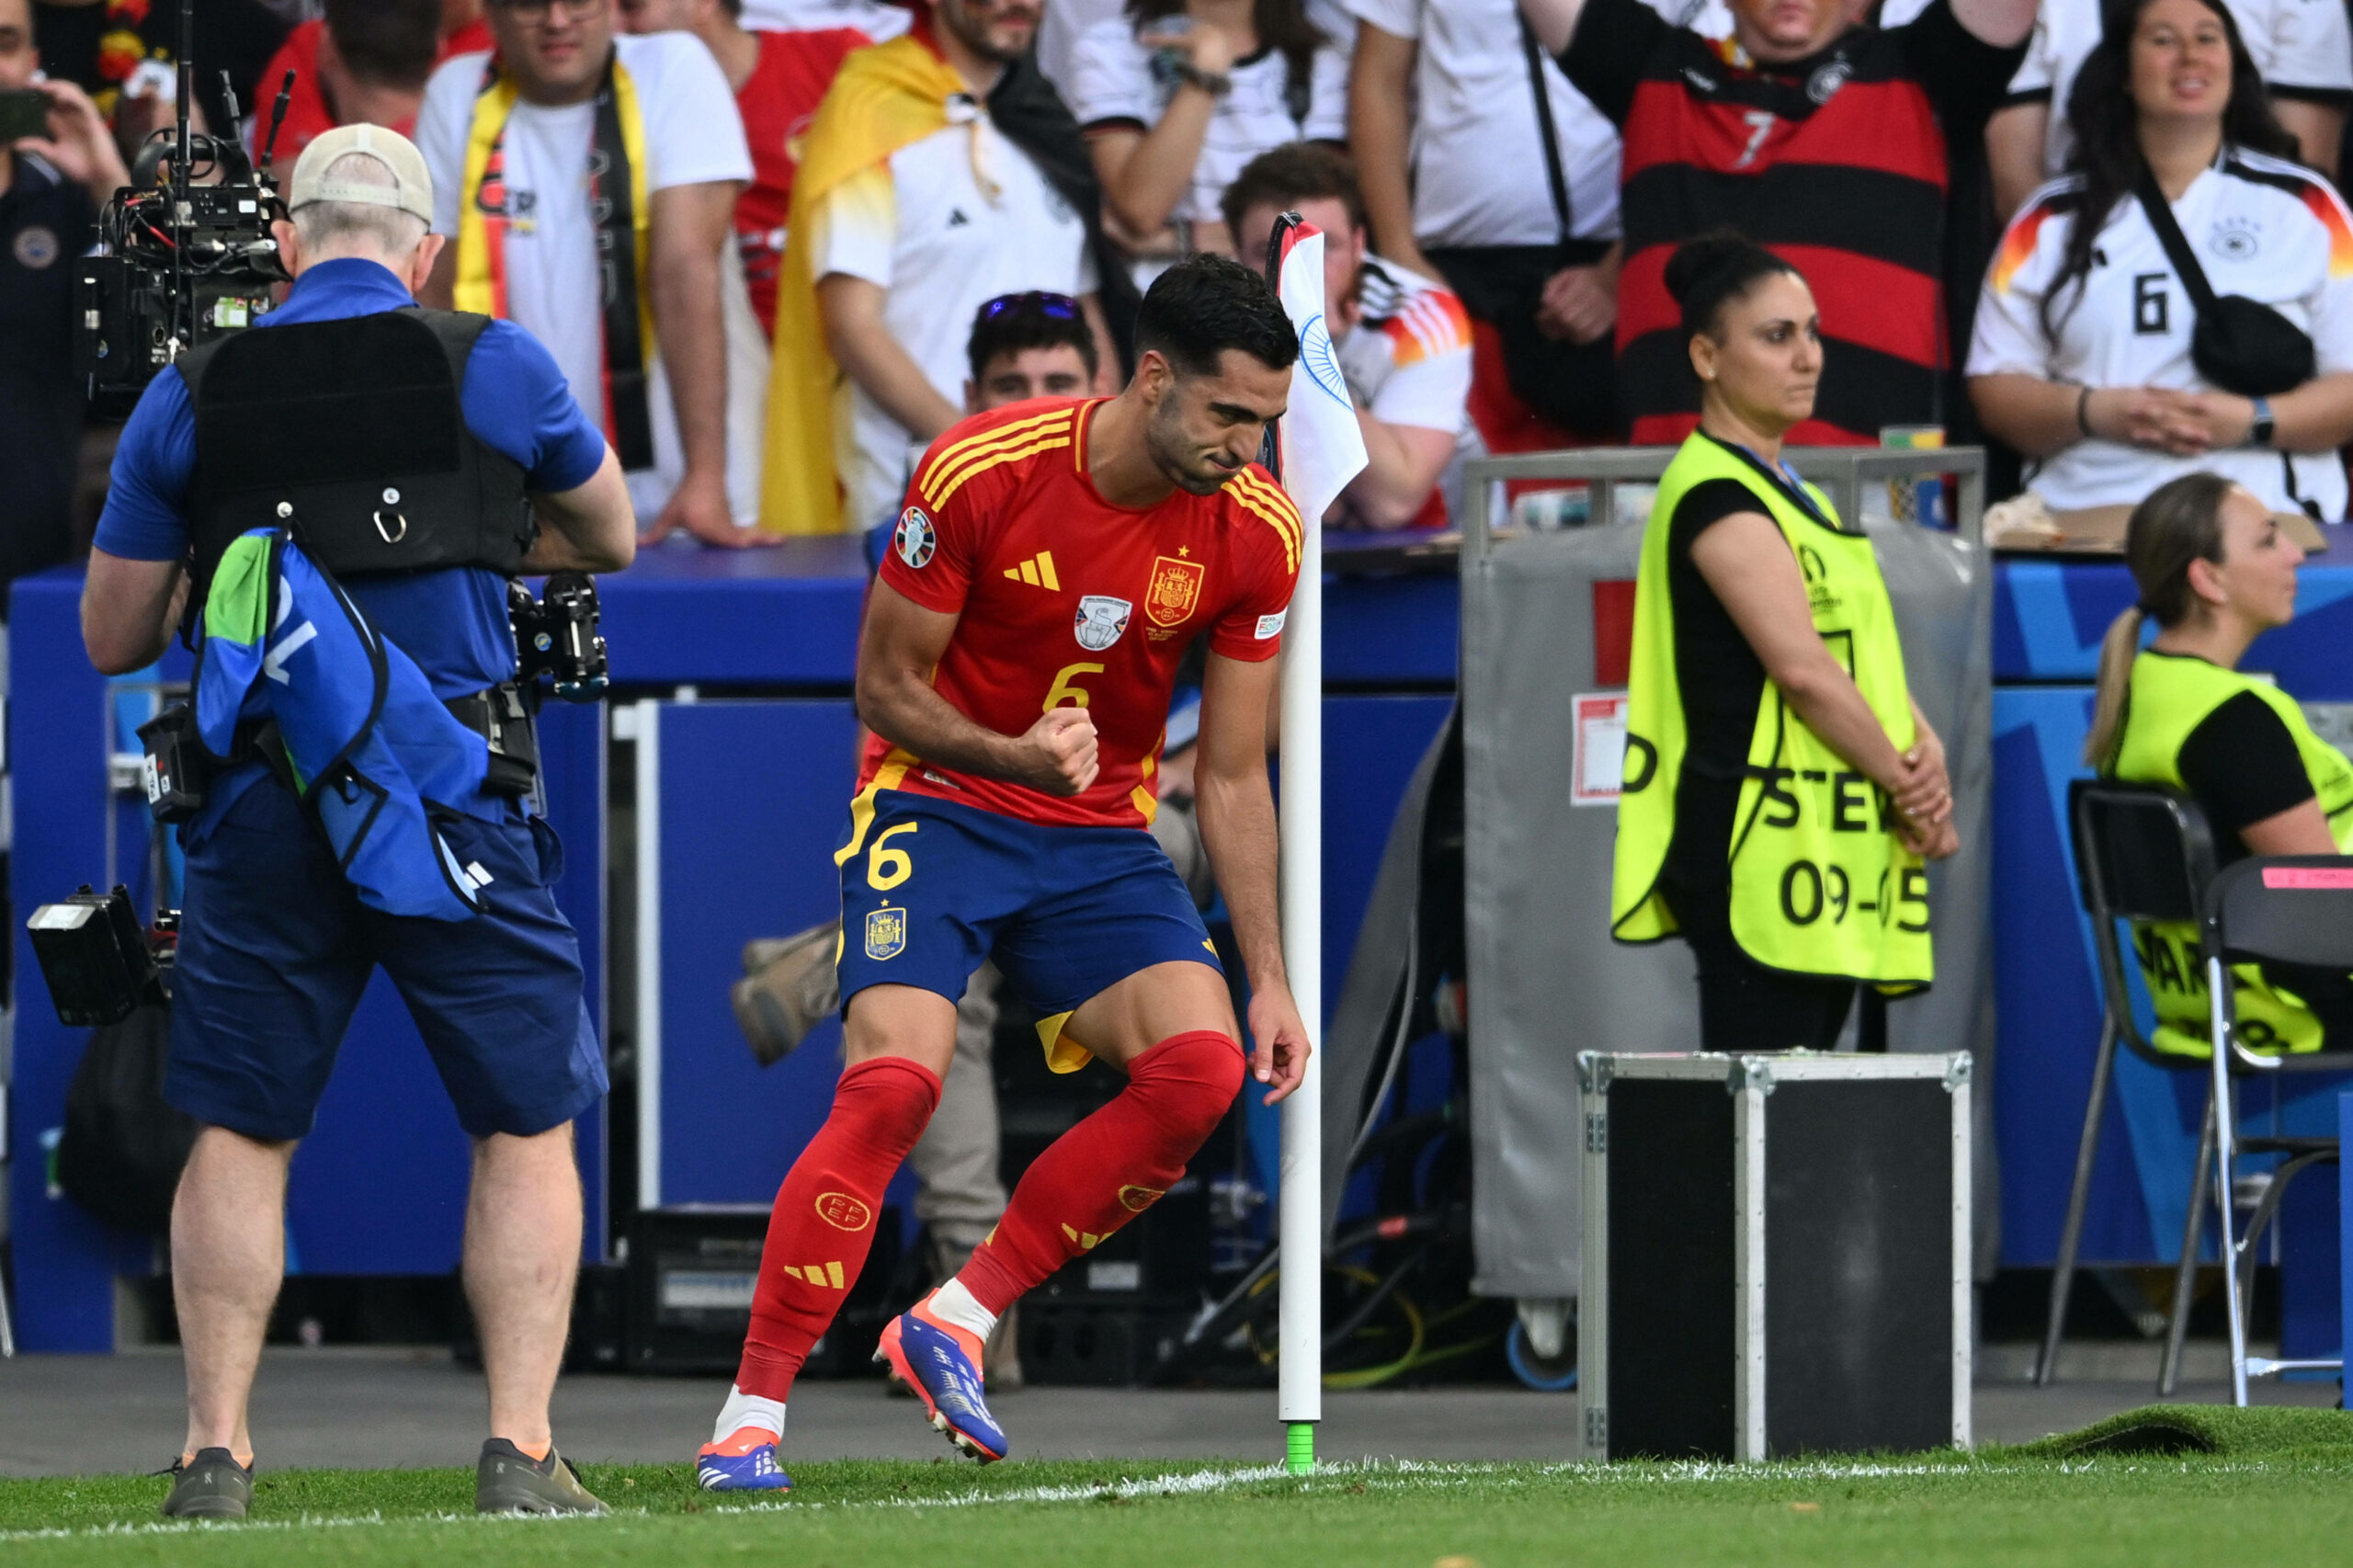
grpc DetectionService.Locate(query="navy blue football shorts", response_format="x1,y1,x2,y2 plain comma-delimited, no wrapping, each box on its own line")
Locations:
166,769,606,1142
833,789,1221,1072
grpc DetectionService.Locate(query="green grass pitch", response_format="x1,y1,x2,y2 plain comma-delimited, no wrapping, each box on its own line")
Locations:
4,1407,2351,1566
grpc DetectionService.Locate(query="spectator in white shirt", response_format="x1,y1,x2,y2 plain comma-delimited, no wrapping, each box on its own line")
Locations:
1969,0,2353,519
1223,142,1473,527
1345,0,1624,437
1072,0,1348,262
417,0,762,544
801,0,1118,529
1986,0,2350,221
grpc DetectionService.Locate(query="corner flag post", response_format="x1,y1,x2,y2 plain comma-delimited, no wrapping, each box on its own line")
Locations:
1263,215,1367,1476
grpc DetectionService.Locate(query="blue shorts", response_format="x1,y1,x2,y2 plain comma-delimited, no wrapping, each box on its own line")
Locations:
167,769,605,1142
835,790,1220,1072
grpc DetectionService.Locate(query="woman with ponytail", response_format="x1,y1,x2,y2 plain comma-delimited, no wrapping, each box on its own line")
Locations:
1613,232,1958,1055
2088,472,2353,1056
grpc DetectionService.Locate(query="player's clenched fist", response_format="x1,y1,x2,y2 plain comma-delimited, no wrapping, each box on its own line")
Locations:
1019,707,1099,796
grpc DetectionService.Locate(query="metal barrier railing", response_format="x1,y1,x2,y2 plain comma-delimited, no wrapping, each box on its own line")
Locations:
1459,446,1988,561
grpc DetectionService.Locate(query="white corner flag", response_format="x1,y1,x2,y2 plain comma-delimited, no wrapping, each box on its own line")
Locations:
1267,219,1367,1476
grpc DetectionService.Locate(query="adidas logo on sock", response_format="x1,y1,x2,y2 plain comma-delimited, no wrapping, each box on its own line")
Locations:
1002,551,1060,589
779,1261,847,1288
1060,1222,1102,1250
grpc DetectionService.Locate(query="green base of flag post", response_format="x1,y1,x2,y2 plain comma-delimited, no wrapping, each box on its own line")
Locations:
1286,1422,1315,1475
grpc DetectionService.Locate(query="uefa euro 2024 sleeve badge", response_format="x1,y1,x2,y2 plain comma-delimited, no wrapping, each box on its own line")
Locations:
893,507,936,569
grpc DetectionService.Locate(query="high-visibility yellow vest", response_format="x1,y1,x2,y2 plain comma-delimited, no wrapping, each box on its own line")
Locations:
2109,649,2353,1056
1612,431,1933,990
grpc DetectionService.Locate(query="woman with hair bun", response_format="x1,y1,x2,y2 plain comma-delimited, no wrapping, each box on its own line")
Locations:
1614,232,1959,1053
2086,472,2353,1055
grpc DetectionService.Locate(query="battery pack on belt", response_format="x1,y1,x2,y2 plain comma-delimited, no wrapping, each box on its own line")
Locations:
135,706,284,824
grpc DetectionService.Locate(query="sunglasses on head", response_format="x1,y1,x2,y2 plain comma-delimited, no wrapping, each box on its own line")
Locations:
980,291,1080,322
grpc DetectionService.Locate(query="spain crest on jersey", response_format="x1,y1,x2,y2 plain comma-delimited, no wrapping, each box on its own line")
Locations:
864,906,907,960
1145,555,1204,627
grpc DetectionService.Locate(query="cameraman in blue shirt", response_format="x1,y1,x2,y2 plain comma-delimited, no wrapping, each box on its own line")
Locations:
82,124,632,1522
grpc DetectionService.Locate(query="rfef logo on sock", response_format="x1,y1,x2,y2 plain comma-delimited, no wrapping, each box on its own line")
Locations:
814,1191,873,1231
1118,1184,1165,1212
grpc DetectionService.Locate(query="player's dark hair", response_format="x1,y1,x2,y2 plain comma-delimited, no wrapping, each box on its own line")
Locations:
324,0,441,90
1663,230,1802,339
967,293,1100,386
2043,0,2294,342
1135,255,1299,379
1220,142,1366,243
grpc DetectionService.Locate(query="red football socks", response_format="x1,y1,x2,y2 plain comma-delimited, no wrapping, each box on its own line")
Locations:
960,1030,1243,1315
735,1054,942,1402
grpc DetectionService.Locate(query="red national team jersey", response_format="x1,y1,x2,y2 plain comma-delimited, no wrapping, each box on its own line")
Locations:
862,398,1303,830
735,27,870,336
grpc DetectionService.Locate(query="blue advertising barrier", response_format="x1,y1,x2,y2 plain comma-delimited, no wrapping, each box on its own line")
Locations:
5,540,1451,1350
15,528,2353,1350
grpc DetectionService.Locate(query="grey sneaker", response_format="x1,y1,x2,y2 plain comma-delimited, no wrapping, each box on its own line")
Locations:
161,1448,253,1520
475,1438,608,1516
733,920,842,1066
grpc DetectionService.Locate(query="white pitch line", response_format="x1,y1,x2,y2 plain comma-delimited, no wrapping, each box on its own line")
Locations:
2,1454,2304,1542
0,1464,1290,1542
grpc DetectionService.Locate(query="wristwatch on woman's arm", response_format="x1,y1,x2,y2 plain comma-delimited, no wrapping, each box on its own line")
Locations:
2248,396,2277,449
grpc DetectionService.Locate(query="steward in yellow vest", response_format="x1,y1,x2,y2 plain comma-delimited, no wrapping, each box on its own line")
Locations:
1614,431,1936,989
2086,473,2353,1057
1609,235,1957,1051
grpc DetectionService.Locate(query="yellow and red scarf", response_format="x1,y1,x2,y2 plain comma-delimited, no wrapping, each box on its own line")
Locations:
760,30,967,534
456,52,656,470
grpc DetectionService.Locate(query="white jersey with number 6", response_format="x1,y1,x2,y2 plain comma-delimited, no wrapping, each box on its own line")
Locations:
1968,147,2353,519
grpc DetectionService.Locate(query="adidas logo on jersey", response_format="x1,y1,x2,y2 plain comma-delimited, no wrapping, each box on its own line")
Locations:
1003,551,1061,589
948,208,972,227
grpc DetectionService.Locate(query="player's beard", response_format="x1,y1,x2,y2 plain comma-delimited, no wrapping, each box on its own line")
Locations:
935,0,1040,65
1144,398,1247,497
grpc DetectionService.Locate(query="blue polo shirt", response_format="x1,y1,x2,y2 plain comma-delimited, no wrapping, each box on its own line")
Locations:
93,257,608,699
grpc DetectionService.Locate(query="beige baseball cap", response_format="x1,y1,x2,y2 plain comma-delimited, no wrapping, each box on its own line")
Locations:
286,124,436,225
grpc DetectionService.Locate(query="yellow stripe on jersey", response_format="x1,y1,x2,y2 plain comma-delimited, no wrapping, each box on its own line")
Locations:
1227,470,1303,572
917,408,1074,508
834,749,915,867
1231,468,1303,562
1233,468,1304,548
926,434,1075,511
915,405,1072,498
1131,744,1159,826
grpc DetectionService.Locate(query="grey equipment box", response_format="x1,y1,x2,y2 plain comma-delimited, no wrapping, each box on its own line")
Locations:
1577,1051,1972,1462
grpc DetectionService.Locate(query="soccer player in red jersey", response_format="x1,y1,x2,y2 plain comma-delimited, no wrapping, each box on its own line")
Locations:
697,256,1311,1490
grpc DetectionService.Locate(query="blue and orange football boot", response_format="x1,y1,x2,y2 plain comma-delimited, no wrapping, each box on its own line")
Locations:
875,1295,1008,1462
695,1426,793,1493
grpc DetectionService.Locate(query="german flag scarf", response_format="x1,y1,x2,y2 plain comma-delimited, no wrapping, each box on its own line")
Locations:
456,52,656,471
760,31,966,534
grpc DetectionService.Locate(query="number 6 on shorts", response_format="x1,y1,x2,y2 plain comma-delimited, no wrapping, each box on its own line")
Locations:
869,823,916,891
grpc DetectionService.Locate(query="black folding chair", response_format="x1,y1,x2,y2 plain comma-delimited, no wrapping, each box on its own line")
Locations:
2200,856,2350,1403
2047,783,2347,1396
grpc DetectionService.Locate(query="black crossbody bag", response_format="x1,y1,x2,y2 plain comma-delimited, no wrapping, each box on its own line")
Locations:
2133,165,2315,396
2134,165,2324,516
1421,17,1619,437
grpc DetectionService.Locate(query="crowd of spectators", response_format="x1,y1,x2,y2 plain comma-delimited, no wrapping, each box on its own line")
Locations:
10,0,2353,583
